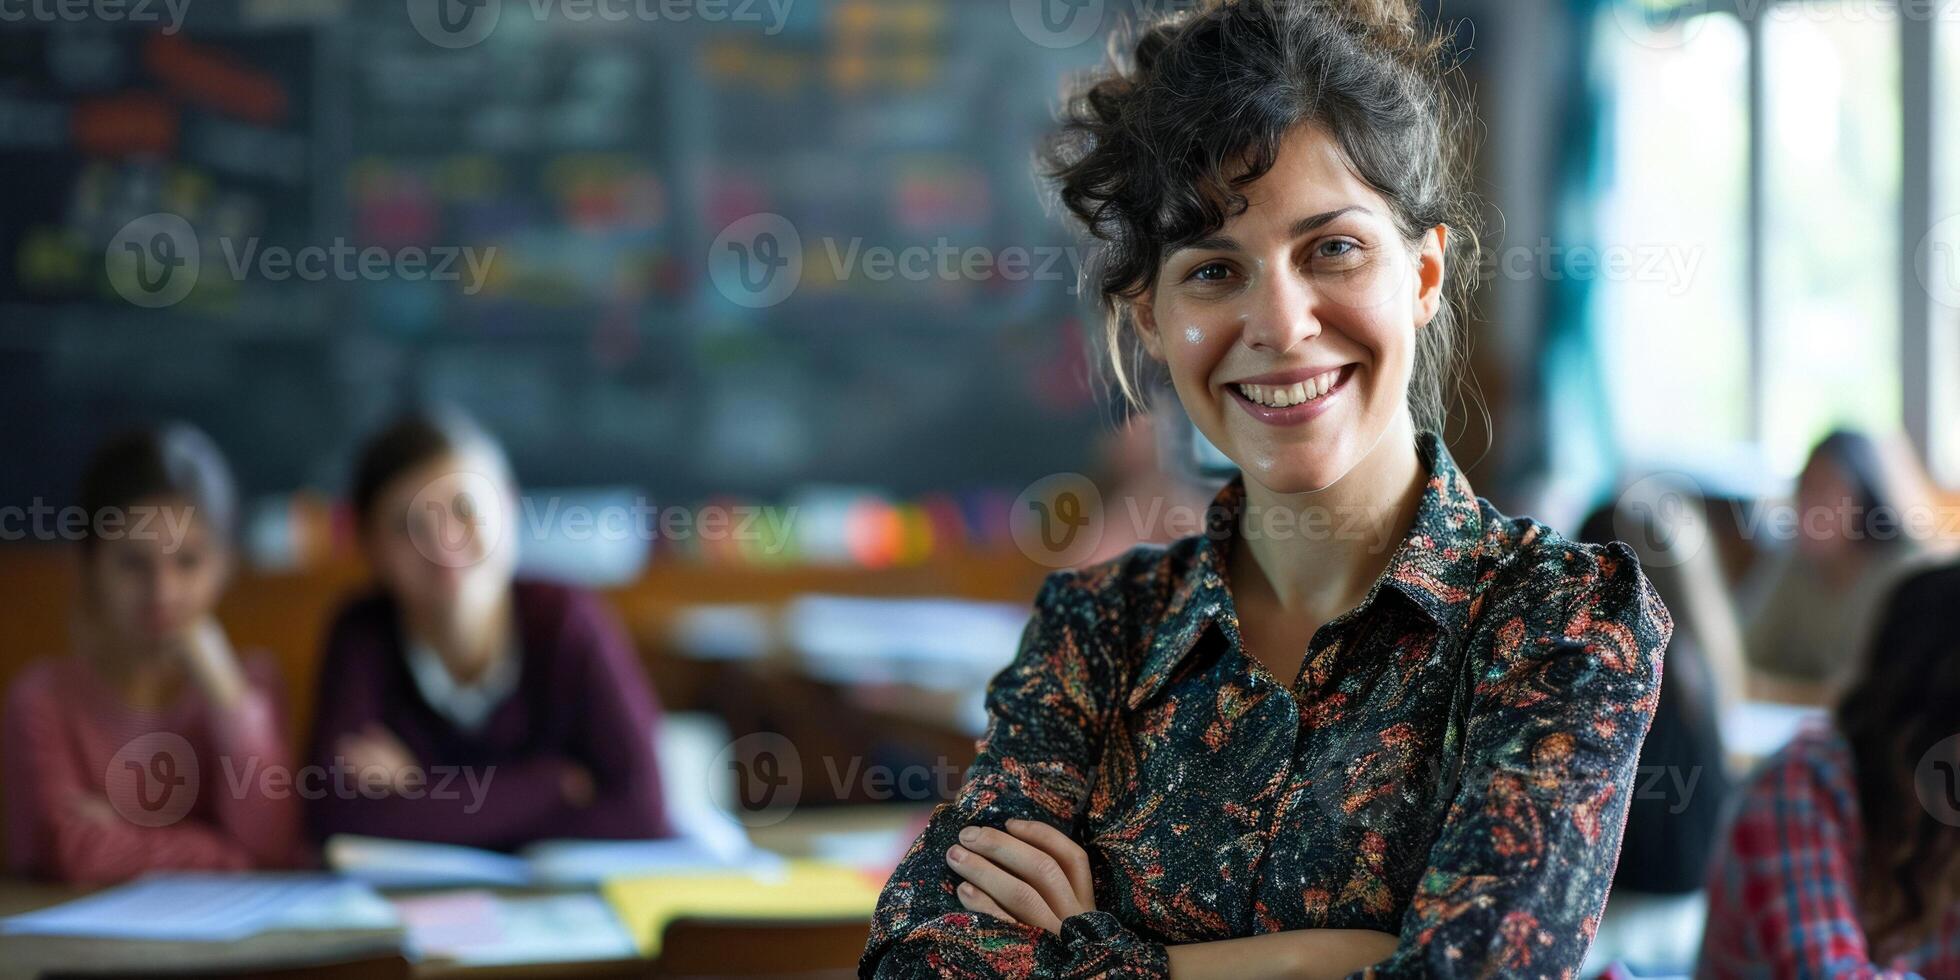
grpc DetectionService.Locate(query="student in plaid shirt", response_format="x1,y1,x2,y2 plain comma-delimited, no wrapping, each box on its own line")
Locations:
1699,561,1960,979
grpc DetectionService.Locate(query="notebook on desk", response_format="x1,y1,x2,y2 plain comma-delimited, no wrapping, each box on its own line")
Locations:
602,858,888,957
324,834,787,890
0,873,398,942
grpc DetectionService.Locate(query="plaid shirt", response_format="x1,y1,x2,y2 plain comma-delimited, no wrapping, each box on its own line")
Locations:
861,432,1673,979
1698,724,1960,979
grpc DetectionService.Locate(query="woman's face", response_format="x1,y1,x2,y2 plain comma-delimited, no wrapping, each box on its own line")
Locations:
364,449,516,622
85,496,228,652
1135,124,1447,494
1795,454,1861,562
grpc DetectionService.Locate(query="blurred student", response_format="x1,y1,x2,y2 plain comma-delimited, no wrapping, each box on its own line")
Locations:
1699,561,1960,977
1577,488,1743,972
3,424,300,883
305,409,673,850
1743,430,1926,696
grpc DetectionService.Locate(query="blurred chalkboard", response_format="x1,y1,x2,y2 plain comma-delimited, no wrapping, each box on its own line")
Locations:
0,1,1108,514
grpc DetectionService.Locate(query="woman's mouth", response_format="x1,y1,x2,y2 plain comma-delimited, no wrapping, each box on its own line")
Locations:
1226,364,1358,426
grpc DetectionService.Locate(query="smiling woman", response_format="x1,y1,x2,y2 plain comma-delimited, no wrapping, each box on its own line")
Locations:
858,2,1673,979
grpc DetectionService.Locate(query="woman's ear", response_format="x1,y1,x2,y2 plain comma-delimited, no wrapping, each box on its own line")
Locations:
1131,292,1167,361
1415,225,1449,328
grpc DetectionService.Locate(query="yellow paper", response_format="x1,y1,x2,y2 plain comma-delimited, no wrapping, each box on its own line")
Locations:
601,859,887,956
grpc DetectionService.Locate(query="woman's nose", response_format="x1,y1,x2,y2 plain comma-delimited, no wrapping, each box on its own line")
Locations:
1237,274,1321,354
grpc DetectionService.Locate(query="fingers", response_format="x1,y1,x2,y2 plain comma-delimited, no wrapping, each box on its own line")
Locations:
945,842,1063,935
962,820,1091,920
954,880,1020,926
1001,818,1095,911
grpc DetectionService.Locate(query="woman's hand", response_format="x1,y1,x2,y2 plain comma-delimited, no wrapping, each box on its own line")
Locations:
944,817,1097,937
336,722,422,795
175,616,247,710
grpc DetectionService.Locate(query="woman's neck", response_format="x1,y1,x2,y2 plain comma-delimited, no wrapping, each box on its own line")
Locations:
404,590,513,686
80,637,184,709
1231,418,1427,625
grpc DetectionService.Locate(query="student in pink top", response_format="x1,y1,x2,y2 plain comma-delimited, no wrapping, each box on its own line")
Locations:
2,423,301,883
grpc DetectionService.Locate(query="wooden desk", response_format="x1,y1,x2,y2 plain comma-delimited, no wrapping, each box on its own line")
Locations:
0,805,930,980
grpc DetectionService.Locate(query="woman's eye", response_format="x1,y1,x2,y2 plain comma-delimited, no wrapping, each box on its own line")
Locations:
1188,261,1232,283
1316,239,1359,259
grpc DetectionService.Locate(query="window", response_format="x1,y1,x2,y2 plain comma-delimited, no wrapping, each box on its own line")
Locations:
1761,2,1902,475
1599,12,1751,465
1602,0,1939,482
1934,19,1960,484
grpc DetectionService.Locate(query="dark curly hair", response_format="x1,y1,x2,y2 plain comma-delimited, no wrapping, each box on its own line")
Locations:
1836,560,1960,956
1041,0,1481,434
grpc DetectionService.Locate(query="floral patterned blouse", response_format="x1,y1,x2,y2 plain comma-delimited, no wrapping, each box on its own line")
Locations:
860,432,1673,979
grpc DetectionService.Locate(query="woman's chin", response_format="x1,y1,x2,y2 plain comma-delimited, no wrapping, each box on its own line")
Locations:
1218,437,1359,496
1245,469,1347,496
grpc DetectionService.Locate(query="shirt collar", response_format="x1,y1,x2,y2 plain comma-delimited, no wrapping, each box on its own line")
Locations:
405,633,521,733
1125,430,1487,710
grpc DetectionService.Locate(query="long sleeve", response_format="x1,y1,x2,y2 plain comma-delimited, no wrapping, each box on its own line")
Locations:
860,571,1169,979
1356,543,1671,977
304,609,571,848
1696,733,1922,980
535,589,672,840
2,663,297,885
207,657,304,867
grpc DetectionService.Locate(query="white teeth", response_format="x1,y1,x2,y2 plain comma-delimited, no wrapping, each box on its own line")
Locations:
1237,368,1344,408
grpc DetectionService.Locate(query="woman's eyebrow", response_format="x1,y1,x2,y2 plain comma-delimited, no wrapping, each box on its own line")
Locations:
1288,206,1370,237
1169,206,1373,258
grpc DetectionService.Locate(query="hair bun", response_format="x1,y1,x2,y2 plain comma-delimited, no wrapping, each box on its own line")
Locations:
1329,0,1446,66
1346,0,1418,33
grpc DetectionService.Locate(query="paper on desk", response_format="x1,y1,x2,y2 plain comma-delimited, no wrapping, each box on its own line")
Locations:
524,837,785,885
326,834,784,889
326,835,534,889
0,873,397,942
393,890,638,966
601,858,887,956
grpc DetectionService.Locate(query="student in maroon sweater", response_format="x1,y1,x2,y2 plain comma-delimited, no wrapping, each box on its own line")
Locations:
306,409,673,851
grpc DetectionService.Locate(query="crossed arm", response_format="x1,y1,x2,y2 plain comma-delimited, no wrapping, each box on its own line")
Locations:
861,554,1668,979
944,817,1398,980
